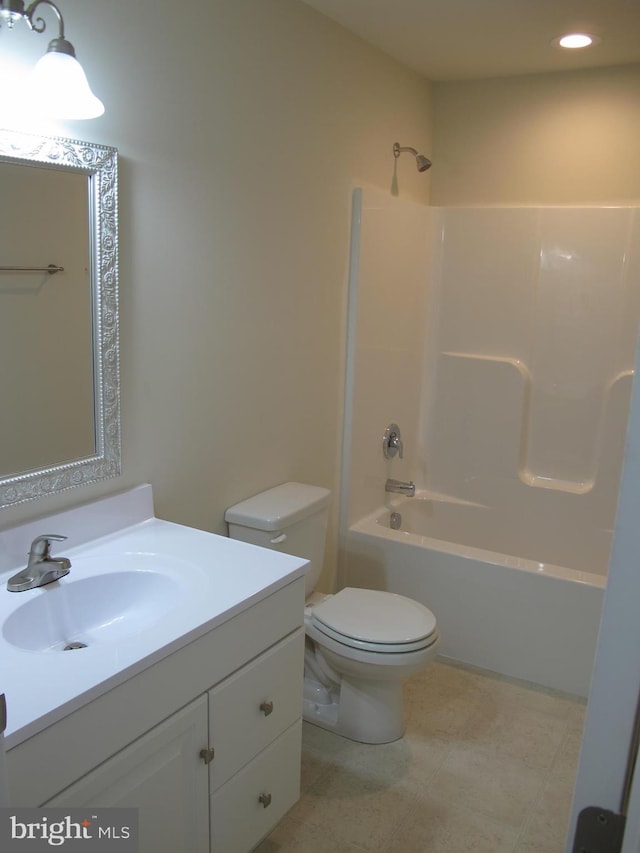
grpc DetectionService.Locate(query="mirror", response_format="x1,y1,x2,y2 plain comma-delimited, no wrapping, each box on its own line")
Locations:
0,128,120,508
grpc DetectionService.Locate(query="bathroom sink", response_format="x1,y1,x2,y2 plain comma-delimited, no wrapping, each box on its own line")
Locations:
0,485,309,747
2,555,189,652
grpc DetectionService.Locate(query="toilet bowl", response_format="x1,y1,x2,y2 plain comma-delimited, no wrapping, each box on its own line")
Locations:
304,587,439,742
225,483,439,743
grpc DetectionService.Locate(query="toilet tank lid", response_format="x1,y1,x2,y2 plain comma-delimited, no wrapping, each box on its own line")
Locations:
224,482,331,531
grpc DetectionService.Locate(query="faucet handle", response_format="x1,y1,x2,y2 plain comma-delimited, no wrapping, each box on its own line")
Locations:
393,434,404,459
383,423,404,459
29,534,67,558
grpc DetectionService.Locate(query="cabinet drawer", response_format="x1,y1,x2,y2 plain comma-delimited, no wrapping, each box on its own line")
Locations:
210,629,303,789
211,720,301,853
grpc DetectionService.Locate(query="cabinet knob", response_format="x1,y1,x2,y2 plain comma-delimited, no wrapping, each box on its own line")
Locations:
259,700,274,717
199,746,215,764
258,792,272,809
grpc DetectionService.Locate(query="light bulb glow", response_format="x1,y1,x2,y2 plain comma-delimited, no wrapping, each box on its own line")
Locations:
558,33,594,49
28,51,104,119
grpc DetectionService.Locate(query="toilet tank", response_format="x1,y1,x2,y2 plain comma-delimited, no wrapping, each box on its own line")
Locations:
225,483,331,595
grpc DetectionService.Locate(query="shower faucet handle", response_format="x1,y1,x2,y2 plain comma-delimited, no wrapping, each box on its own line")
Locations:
383,423,404,459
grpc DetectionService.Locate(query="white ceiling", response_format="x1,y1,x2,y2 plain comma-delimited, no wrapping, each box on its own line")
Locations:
301,0,640,81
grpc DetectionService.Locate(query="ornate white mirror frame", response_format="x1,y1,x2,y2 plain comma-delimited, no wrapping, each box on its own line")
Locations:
0,128,120,508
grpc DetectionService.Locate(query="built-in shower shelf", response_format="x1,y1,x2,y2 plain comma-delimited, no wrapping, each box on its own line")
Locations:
441,351,531,381
518,470,594,494
607,369,635,391
437,351,633,497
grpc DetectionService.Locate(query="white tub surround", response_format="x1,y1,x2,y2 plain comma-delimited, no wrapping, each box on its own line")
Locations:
381,488,610,578
344,192,638,572
1,485,307,852
339,191,638,699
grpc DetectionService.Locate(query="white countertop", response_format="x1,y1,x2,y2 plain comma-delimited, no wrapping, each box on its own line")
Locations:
0,486,307,748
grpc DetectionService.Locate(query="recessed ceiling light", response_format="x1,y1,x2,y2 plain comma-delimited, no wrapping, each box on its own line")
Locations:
553,33,600,50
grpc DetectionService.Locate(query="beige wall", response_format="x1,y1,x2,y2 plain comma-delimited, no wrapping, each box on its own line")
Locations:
431,64,640,205
0,0,432,590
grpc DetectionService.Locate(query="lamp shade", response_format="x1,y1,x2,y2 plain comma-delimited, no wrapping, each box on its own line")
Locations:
29,50,104,120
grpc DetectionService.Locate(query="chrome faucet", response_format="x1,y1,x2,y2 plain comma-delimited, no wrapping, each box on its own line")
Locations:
385,478,415,497
6,534,71,592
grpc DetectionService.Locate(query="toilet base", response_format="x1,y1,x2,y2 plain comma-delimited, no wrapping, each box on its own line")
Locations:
302,675,405,744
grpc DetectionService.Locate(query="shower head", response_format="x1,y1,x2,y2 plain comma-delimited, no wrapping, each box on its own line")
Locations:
393,142,432,172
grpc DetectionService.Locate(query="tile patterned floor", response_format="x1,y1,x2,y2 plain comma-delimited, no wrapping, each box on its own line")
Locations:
256,659,585,853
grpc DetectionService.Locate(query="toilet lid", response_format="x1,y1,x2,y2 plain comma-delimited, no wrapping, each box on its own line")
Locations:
310,588,437,651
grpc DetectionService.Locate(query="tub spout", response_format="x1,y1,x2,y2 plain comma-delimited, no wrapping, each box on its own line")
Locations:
385,478,415,497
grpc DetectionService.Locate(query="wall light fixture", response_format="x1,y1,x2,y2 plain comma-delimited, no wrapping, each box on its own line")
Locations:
0,0,104,119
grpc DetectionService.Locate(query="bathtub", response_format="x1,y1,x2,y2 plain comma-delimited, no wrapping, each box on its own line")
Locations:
344,495,606,697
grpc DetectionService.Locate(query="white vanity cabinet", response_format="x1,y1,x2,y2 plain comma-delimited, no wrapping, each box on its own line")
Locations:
7,576,306,853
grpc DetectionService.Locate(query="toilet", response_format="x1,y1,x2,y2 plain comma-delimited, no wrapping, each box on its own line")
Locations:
225,482,439,744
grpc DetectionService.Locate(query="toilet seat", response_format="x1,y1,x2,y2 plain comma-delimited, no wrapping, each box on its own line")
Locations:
309,587,438,654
